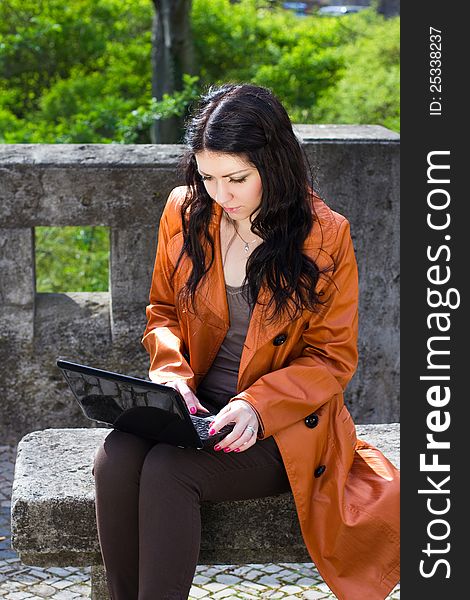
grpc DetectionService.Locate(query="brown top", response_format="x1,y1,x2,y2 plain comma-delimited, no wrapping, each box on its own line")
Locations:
197,284,251,410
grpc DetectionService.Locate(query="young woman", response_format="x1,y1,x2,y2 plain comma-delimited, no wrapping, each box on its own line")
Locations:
94,82,400,600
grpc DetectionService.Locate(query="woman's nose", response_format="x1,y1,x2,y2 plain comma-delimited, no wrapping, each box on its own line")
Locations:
215,181,232,204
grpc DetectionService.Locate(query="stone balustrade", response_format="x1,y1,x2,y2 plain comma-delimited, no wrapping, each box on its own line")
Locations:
0,125,400,444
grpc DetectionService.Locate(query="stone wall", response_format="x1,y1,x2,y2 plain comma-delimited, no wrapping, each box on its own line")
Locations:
0,125,399,444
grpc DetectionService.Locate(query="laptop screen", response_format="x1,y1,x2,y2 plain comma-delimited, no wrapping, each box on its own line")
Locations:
56,359,205,447
61,367,187,424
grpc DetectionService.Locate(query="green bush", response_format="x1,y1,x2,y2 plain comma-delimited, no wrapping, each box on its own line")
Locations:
192,0,346,121
1,0,400,145
312,12,400,131
0,0,153,142
35,226,109,292
1,0,399,291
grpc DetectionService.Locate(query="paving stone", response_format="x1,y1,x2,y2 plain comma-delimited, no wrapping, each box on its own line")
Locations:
314,582,335,596
262,564,283,574
276,569,299,578
0,581,22,592
215,574,243,585
49,590,81,600
203,582,228,592
61,573,89,584
238,568,264,581
46,568,76,578
301,590,329,599
10,574,39,585
240,581,268,591
258,575,281,586
22,583,57,597
212,588,237,598
192,574,211,585
189,585,210,598
24,569,51,580
50,579,75,590
279,585,303,594
67,583,91,594
296,576,321,587
196,566,223,577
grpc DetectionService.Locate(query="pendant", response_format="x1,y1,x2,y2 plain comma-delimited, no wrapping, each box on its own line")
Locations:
244,243,249,252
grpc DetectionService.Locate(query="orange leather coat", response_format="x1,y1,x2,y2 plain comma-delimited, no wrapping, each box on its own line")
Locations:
141,186,400,599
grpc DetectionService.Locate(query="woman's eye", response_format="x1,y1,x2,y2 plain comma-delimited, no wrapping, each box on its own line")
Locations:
199,175,247,184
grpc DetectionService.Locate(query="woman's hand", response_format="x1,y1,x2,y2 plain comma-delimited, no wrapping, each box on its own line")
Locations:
209,400,260,453
164,380,211,415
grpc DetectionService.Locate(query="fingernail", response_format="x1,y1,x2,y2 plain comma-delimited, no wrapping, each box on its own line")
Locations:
224,447,231,453
209,428,216,435
190,406,196,414
234,448,240,452
209,421,215,428
214,445,221,451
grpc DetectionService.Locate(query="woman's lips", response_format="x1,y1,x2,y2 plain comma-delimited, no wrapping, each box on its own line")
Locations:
223,206,241,213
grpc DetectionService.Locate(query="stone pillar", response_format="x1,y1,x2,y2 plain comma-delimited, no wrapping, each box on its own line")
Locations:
299,125,400,422
0,228,35,346
109,225,158,353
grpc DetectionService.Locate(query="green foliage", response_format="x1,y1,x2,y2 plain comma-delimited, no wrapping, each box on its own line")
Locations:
116,74,201,143
2,0,399,291
0,0,153,142
312,12,400,131
1,0,400,145
35,226,109,292
192,0,346,119
191,1,399,130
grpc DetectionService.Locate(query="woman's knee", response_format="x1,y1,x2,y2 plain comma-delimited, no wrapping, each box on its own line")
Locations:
93,430,154,483
140,443,202,497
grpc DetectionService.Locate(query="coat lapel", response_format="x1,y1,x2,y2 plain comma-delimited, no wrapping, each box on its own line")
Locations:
238,286,295,389
194,203,229,329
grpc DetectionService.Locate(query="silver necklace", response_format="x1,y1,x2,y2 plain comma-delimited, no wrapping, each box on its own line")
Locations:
233,226,258,253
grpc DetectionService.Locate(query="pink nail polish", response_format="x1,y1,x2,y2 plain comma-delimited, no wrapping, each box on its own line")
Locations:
234,448,240,452
209,428,215,435
190,406,196,414
224,447,231,453
214,445,221,451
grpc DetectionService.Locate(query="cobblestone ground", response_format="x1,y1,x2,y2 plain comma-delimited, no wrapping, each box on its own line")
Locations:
1,445,399,599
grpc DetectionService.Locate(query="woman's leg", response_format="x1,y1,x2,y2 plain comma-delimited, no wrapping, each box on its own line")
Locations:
138,436,290,600
93,430,156,599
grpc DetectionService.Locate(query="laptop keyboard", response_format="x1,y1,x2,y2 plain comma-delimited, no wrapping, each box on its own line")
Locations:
190,415,233,441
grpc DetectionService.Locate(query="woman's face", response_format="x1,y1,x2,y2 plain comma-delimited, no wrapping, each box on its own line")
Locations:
195,150,263,223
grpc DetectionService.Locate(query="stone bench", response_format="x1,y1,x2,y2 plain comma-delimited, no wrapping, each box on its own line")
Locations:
10,425,399,599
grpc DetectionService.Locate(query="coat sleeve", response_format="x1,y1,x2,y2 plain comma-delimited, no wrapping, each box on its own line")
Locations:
140,188,196,389
232,217,359,439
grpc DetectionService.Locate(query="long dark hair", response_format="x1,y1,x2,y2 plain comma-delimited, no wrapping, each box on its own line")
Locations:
175,82,330,322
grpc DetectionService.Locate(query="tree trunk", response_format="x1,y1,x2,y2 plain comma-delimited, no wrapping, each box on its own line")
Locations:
151,0,195,143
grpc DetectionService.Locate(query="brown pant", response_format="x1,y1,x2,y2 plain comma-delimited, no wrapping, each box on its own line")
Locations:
93,429,291,600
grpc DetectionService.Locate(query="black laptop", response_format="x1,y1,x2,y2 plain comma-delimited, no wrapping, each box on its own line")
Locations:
56,359,233,449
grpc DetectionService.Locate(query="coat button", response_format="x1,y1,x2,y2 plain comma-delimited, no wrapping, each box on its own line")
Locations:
273,334,287,346
314,465,326,478
304,413,319,428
